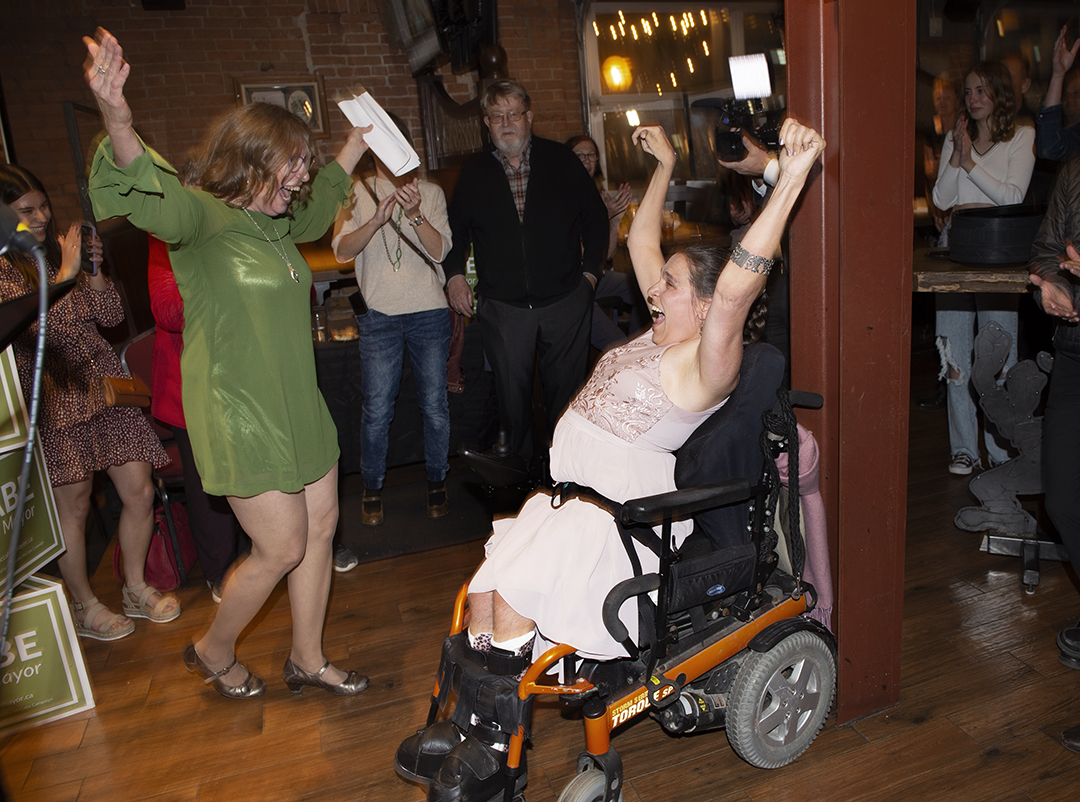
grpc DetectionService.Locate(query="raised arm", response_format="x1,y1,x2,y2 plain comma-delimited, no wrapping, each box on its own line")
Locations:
83,28,143,168
625,125,676,299
676,120,825,412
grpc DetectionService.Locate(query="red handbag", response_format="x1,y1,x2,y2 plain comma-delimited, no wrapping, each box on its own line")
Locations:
113,502,197,592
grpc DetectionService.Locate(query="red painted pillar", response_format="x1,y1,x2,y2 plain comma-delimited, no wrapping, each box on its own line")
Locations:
785,0,915,723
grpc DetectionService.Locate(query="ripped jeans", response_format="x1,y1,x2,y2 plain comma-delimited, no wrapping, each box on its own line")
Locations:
935,293,1018,465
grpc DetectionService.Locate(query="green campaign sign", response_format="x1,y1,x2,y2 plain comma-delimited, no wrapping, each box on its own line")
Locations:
0,348,29,454
0,575,94,736
0,441,64,597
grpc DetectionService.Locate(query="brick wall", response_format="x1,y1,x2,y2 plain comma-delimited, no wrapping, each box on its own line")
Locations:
1,0,585,229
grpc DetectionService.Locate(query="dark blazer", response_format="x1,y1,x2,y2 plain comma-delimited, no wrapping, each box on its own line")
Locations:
444,135,609,307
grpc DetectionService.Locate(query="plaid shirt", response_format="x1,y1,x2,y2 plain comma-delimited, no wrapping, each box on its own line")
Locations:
493,139,532,222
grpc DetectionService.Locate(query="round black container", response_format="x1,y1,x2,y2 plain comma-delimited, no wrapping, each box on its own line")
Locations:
948,204,1045,265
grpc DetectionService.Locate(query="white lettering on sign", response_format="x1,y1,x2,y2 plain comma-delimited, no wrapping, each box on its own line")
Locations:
0,629,42,667
2,663,41,683
0,480,32,514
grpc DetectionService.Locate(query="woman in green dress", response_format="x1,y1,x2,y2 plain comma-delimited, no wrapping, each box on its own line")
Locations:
83,28,371,699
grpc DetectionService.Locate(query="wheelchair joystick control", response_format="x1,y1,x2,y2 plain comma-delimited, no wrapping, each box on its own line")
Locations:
493,429,512,458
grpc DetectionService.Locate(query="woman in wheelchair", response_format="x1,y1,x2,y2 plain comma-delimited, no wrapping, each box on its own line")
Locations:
398,120,826,802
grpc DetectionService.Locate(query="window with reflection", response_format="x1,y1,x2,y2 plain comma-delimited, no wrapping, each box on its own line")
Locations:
583,2,785,193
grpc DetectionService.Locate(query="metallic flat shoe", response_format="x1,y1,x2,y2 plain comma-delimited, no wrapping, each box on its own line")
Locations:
183,643,265,699
282,657,369,696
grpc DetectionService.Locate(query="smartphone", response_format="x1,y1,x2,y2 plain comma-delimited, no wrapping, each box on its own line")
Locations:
80,222,99,274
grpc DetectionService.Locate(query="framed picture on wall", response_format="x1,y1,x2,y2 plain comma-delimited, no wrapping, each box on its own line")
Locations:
233,75,330,139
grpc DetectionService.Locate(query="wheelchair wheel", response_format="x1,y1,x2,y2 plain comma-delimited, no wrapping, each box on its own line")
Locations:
726,630,835,769
558,768,622,802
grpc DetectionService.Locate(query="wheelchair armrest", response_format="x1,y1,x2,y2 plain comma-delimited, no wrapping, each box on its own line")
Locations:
784,390,824,411
603,573,660,645
618,479,752,526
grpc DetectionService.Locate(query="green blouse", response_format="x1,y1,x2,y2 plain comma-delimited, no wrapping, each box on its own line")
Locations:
89,141,351,497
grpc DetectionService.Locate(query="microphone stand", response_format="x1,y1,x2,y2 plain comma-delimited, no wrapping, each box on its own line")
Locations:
0,245,54,646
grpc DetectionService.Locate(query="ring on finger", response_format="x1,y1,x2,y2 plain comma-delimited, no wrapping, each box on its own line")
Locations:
96,63,107,74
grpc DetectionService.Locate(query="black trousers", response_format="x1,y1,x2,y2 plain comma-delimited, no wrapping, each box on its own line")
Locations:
172,426,241,585
476,279,593,459
1043,350,1080,575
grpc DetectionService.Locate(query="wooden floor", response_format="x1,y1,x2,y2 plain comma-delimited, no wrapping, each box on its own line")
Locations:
3,403,1080,802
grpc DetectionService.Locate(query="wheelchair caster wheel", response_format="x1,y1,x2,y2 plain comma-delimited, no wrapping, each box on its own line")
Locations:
558,768,622,802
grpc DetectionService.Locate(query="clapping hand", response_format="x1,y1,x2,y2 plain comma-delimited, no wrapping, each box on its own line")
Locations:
56,224,85,283
395,179,423,221
1058,239,1080,278
950,114,973,171
1030,271,1079,323
603,183,632,220
370,191,399,228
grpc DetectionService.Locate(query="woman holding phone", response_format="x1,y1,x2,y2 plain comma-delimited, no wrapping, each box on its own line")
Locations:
0,164,177,643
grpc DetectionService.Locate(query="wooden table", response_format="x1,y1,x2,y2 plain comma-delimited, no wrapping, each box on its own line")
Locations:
912,246,1030,293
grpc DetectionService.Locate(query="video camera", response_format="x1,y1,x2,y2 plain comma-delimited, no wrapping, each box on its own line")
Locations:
694,53,780,163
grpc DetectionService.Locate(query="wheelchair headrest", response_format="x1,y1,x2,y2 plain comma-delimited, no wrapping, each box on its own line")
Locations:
674,342,785,550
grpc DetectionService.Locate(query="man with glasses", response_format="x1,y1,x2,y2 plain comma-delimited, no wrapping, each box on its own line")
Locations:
444,79,608,474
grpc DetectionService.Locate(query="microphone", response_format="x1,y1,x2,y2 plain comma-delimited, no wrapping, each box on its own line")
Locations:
0,203,45,256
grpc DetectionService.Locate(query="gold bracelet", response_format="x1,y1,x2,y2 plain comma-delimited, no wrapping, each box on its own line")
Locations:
730,243,774,276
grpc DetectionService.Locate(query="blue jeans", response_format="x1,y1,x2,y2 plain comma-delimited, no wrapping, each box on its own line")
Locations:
357,308,451,488
935,293,1018,464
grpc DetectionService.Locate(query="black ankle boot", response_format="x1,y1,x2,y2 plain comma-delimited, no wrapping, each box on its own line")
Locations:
361,484,383,526
427,733,526,802
395,719,464,785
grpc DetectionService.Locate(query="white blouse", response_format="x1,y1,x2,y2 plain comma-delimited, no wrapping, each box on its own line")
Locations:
932,125,1035,209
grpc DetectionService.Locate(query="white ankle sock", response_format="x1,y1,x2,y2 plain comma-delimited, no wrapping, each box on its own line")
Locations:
492,629,535,656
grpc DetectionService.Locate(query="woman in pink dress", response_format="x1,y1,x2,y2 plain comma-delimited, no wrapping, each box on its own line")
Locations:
398,119,826,802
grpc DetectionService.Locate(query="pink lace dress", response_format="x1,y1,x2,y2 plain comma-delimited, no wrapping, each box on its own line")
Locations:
470,331,725,660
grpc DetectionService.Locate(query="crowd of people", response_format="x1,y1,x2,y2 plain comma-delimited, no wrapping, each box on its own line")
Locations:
2,16,1078,784
922,24,1080,753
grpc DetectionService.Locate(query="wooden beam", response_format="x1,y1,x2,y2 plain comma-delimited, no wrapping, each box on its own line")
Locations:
785,0,916,723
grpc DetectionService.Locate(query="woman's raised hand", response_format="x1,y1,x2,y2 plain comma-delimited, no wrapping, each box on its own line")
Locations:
334,125,372,175
632,125,676,168
775,119,826,185
56,224,84,283
83,28,131,125
1053,24,1080,79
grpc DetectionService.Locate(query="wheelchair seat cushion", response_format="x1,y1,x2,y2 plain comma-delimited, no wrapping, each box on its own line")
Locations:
674,342,785,550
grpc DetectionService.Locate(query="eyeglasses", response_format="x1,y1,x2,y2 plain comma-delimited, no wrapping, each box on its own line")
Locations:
575,151,598,163
287,153,316,173
487,111,525,124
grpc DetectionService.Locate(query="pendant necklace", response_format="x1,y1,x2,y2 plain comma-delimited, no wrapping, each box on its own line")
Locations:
243,208,300,282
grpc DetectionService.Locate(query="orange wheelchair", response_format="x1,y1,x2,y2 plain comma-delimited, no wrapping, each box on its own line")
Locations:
398,344,836,802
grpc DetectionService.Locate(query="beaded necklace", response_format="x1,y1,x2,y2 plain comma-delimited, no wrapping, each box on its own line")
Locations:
242,208,300,283
371,179,405,271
